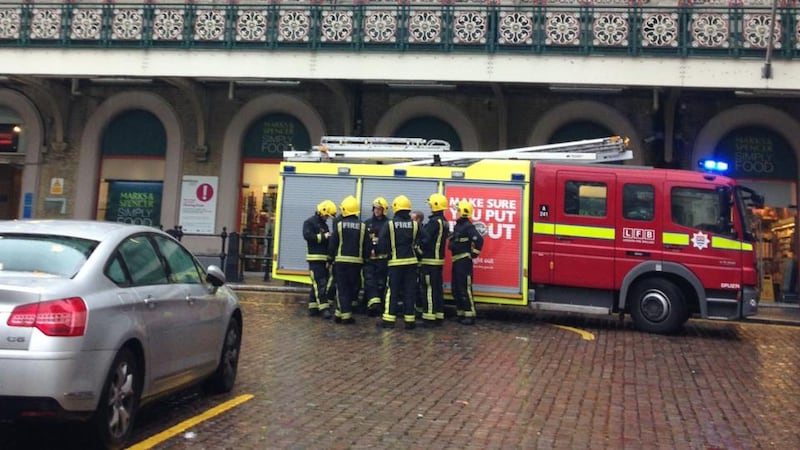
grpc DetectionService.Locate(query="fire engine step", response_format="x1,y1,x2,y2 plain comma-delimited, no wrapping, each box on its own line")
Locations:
528,302,611,316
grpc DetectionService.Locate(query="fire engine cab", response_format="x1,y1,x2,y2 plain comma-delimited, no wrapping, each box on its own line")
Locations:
271,136,764,334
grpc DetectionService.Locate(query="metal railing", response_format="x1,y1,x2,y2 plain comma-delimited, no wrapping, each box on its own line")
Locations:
0,2,797,59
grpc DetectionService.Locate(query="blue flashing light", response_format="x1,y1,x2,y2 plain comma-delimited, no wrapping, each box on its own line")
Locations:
698,159,729,173
394,169,407,177
511,173,525,181
283,165,296,173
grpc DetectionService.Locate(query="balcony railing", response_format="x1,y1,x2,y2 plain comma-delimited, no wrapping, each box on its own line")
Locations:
0,2,797,59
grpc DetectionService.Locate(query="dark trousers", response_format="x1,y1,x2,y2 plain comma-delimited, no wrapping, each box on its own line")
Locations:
308,261,331,312
451,258,475,318
364,259,388,309
383,264,418,323
334,262,361,320
421,264,444,321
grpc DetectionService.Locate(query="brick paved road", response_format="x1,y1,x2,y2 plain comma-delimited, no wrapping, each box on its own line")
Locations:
4,292,800,449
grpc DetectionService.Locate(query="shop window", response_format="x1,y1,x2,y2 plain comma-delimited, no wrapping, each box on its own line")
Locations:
565,181,607,217
623,184,654,221
0,124,21,153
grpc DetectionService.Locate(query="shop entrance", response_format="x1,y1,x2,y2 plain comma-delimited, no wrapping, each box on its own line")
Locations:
715,126,798,303
753,201,798,303
0,164,21,219
239,112,310,276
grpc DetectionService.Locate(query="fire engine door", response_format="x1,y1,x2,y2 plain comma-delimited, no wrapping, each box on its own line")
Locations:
663,181,743,290
553,171,617,289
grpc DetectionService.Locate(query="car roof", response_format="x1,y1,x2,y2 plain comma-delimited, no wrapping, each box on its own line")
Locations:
0,220,161,241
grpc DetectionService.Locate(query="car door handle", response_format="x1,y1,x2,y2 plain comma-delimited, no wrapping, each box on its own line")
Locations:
664,244,683,250
626,251,651,258
556,235,572,241
143,296,156,309
186,295,196,305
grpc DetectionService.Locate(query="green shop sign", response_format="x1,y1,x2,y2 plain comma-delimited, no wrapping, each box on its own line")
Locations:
105,180,163,227
715,127,796,180
243,113,310,159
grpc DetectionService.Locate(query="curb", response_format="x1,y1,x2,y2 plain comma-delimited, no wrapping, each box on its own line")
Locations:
229,284,800,327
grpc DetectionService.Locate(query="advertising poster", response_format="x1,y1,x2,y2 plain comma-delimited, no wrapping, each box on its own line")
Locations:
179,176,218,234
105,180,162,227
443,185,522,290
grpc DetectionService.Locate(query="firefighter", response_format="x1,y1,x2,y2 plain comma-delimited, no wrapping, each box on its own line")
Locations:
419,193,450,327
363,196,390,316
328,195,367,324
377,195,429,330
303,199,336,319
449,200,483,325
410,210,426,319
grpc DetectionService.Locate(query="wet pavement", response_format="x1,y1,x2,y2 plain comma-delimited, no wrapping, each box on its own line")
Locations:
3,290,800,449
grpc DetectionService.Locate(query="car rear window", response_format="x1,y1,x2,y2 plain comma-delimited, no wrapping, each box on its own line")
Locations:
0,235,97,277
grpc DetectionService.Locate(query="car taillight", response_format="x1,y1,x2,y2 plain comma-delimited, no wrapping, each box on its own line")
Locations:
7,297,87,337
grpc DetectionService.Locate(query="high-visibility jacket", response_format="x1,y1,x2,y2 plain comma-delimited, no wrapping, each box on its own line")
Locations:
378,210,429,267
302,213,331,262
420,211,449,266
449,217,483,262
328,215,367,264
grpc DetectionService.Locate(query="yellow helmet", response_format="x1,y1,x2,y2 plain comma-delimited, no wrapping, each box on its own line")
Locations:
457,200,473,218
340,195,360,217
372,196,388,211
317,199,337,217
392,195,411,213
427,193,448,212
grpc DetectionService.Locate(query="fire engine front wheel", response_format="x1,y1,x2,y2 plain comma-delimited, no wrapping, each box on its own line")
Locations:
629,278,688,334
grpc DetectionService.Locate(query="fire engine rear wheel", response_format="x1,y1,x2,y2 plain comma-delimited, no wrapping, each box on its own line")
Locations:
629,278,688,334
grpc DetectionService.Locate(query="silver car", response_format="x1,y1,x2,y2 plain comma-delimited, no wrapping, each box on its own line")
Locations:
0,220,242,449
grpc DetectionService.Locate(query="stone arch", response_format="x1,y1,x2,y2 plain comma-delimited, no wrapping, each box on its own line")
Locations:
218,93,326,231
374,96,480,151
0,88,45,218
75,91,183,222
693,104,800,177
528,100,644,165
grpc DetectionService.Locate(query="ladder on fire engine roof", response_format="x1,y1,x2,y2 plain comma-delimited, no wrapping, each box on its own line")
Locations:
283,135,634,166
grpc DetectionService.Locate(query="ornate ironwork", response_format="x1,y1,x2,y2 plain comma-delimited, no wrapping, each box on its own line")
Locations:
112,8,144,41
592,13,629,47
0,8,22,40
0,3,795,59
194,9,226,42
545,12,580,46
452,10,487,44
690,13,729,48
364,10,397,43
152,9,185,41
30,8,61,40
498,11,533,45
641,13,678,48
407,10,442,44
236,9,268,42
278,9,310,43
70,8,102,40
321,10,354,43
742,13,781,49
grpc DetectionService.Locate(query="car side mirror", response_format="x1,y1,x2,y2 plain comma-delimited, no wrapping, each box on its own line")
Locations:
206,265,226,287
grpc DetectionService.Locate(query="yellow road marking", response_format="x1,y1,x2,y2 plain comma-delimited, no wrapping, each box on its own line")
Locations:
551,324,595,341
127,394,254,450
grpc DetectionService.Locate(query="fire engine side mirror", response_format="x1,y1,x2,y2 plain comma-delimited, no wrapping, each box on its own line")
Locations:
717,187,735,238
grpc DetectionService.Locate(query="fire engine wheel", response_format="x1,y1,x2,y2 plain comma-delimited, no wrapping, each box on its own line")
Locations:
629,278,688,334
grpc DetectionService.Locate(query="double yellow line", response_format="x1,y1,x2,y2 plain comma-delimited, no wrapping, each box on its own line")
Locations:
127,394,254,450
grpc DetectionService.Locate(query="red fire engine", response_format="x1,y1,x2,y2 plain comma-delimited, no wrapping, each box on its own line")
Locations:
272,136,764,333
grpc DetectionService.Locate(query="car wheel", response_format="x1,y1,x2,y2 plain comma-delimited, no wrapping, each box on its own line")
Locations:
629,278,688,334
92,348,141,450
204,317,242,394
